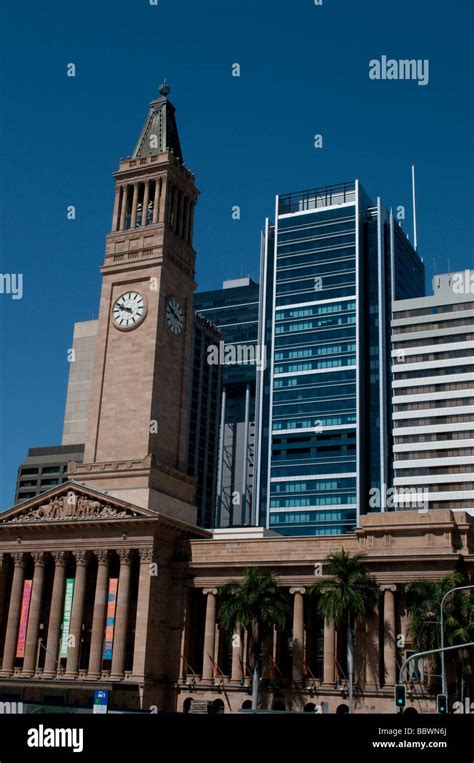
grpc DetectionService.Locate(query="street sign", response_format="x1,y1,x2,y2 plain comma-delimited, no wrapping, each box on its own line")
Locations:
93,689,109,715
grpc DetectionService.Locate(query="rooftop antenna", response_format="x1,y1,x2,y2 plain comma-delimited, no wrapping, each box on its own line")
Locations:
411,163,418,251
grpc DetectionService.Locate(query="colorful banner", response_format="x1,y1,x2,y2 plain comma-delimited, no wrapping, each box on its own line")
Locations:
102,578,118,660
59,578,75,658
16,580,32,658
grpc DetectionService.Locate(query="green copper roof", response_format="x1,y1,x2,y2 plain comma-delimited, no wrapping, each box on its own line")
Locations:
132,82,183,161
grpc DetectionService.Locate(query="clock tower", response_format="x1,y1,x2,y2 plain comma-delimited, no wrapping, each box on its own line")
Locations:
72,84,199,523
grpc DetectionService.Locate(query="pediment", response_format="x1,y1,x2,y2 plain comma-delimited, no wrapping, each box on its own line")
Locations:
0,482,158,525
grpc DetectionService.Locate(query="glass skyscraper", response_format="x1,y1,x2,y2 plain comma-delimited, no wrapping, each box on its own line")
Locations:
255,180,425,536
194,278,260,526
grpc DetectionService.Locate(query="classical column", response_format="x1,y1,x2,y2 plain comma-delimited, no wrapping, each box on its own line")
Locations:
0,553,26,676
382,585,397,686
131,548,158,681
179,586,193,681
130,183,139,229
141,181,150,228
323,619,336,685
231,627,243,683
22,552,47,676
112,186,121,231
64,551,90,678
110,550,132,679
153,178,161,224
43,552,67,678
201,588,217,681
88,550,110,679
0,554,8,646
119,186,128,230
290,587,306,685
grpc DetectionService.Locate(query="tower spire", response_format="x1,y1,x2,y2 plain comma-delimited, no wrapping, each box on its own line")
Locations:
132,81,183,161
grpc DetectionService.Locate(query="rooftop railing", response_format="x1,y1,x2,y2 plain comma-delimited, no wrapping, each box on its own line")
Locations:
278,181,356,215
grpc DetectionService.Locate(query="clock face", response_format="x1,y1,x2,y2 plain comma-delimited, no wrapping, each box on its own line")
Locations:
112,291,146,330
166,297,185,335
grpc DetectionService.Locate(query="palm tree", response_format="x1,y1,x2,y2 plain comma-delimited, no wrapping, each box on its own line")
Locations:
218,567,290,710
404,572,474,696
310,550,379,714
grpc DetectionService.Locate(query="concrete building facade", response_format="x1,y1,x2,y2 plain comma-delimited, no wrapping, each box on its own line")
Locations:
392,272,474,514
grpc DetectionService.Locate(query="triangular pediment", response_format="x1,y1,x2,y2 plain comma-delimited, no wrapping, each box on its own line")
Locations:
0,482,159,525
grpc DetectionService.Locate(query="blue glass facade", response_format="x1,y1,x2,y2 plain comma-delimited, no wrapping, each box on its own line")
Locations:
256,181,424,536
194,279,259,526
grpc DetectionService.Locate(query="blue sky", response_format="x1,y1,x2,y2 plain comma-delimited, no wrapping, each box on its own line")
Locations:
0,0,473,508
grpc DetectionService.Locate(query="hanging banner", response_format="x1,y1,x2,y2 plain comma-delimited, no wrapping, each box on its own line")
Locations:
16,580,32,658
102,578,118,660
59,578,75,658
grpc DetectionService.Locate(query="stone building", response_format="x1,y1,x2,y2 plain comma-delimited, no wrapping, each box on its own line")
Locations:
0,495,471,713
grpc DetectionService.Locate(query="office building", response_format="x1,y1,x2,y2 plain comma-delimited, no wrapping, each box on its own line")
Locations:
14,444,84,503
256,181,425,536
194,278,260,526
392,272,474,513
187,312,222,528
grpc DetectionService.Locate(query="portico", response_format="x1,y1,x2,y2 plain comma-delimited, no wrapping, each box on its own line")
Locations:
0,482,208,711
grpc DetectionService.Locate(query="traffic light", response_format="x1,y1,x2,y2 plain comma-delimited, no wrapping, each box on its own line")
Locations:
437,694,448,714
395,684,406,709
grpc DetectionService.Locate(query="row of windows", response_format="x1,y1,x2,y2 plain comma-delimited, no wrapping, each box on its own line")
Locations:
396,414,474,428
276,251,355,274
394,398,474,413
393,302,474,320
277,210,355,233
392,332,474,350
429,500,474,509
277,223,355,244
275,315,356,338
394,349,472,364
393,317,473,335
274,369,356,389
395,465,474,476
273,414,357,430
273,385,356,403
274,356,356,374
271,478,355,493
394,381,474,396
275,302,356,321
394,365,474,380
269,509,357,524
269,495,357,508
273,402,355,420
275,328,356,350
276,287,356,307
271,462,356,478
395,431,474,444
275,343,356,361
396,447,474,460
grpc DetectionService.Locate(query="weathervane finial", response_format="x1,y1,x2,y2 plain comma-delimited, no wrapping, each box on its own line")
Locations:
159,79,170,98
